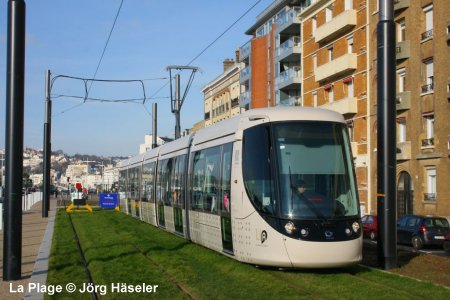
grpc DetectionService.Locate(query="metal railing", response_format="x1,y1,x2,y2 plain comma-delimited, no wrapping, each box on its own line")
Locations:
421,138,434,147
423,193,436,201
421,82,434,93
421,29,433,41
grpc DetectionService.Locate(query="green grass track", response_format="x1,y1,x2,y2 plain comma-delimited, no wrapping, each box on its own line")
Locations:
46,209,450,299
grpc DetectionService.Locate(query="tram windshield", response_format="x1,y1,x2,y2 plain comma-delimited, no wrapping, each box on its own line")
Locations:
243,122,359,220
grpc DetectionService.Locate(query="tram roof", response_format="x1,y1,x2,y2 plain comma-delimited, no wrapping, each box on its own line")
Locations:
192,107,344,146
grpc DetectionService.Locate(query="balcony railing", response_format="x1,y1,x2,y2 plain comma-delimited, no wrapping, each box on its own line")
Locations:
276,36,301,61
314,9,356,43
276,7,301,34
395,40,410,61
421,83,434,94
421,29,433,41
423,193,436,201
239,40,251,62
279,96,302,106
276,67,301,89
396,141,411,161
421,138,434,147
315,53,357,82
394,0,410,12
240,66,251,83
240,90,251,107
396,91,411,111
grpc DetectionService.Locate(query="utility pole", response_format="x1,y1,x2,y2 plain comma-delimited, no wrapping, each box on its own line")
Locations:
376,0,397,270
166,66,198,139
3,0,26,281
152,103,158,149
43,69,51,217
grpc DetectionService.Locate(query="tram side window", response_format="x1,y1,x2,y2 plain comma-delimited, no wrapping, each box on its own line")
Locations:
172,155,186,208
119,170,127,199
130,166,140,200
142,162,155,202
191,151,206,210
191,147,221,212
220,143,233,213
243,125,277,216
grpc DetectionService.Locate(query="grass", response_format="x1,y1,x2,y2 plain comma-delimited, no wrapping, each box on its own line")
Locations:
46,209,450,299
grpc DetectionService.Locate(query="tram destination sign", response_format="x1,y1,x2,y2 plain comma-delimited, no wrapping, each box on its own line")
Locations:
99,193,119,209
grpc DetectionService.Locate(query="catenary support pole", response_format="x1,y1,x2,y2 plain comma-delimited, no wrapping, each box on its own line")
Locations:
376,0,397,270
152,103,157,149
43,69,51,217
3,0,26,281
174,74,181,139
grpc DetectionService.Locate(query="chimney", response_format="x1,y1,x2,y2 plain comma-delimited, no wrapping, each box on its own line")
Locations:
223,58,235,71
235,49,240,63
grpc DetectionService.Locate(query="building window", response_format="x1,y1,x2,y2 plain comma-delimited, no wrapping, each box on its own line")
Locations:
422,5,433,40
422,59,434,93
397,118,406,143
346,120,354,142
345,0,353,11
422,114,434,147
346,79,354,97
313,91,318,107
328,45,333,62
313,54,317,69
425,167,436,201
347,36,353,53
325,6,333,23
397,68,406,93
397,19,406,42
312,17,317,34
325,85,334,103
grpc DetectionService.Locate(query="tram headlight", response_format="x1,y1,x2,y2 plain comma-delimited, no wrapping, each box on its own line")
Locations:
300,228,309,238
284,221,297,234
352,221,360,233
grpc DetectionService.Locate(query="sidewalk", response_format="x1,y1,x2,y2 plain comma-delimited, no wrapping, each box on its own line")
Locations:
0,197,56,300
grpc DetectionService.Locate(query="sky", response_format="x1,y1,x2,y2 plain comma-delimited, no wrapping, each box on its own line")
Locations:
0,0,273,157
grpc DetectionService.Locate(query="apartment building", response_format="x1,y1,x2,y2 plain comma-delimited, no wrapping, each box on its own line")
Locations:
234,0,449,217
368,0,450,217
202,57,243,127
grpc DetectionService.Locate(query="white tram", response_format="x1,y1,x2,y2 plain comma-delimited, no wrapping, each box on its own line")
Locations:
119,107,362,268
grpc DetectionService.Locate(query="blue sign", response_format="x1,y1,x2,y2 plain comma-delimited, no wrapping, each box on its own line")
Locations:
99,193,119,209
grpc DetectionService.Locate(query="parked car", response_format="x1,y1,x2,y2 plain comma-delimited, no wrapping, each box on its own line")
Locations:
362,214,378,240
397,215,450,250
444,234,450,255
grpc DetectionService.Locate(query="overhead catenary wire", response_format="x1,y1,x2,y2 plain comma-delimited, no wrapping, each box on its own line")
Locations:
147,0,262,100
86,0,124,100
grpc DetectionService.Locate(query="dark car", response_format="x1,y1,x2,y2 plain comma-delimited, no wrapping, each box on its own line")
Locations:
362,214,378,240
444,234,450,255
397,215,450,250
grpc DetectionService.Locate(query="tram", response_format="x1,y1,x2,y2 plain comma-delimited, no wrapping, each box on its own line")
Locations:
118,107,362,268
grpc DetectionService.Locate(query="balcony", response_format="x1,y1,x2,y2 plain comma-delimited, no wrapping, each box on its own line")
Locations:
396,91,411,111
396,40,410,61
240,90,251,107
315,53,357,82
279,96,302,106
421,82,434,94
320,96,357,116
240,66,251,84
421,137,434,148
423,193,436,201
394,0,410,12
276,8,301,35
239,40,251,62
276,67,302,90
314,9,356,44
421,29,433,41
276,36,301,62
396,141,411,161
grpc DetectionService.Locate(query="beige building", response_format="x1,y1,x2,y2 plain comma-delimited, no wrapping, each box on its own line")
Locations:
202,57,243,127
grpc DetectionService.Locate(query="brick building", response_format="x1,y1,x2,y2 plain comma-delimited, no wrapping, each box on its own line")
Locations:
234,0,449,218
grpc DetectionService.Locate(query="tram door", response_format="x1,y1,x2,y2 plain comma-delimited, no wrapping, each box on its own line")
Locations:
220,144,234,253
